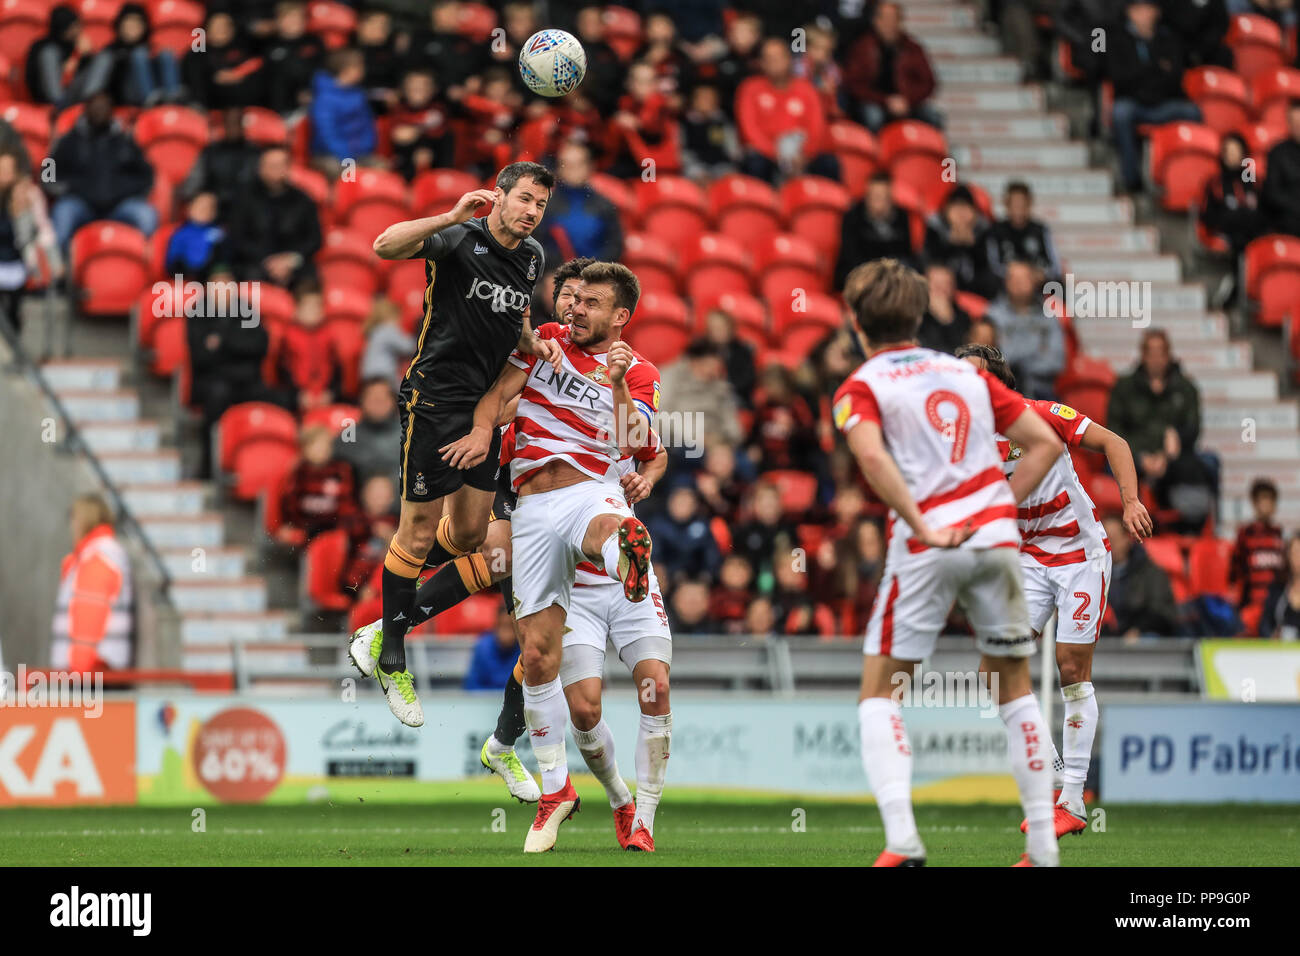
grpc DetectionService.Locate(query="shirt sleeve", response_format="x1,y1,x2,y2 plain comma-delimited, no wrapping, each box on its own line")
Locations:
979,369,1030,433
832,376,880,434
1030,398,1090,446
625,360,660,423
409,223,468,260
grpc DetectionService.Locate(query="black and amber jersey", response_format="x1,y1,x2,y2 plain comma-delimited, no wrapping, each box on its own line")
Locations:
404,215,544,407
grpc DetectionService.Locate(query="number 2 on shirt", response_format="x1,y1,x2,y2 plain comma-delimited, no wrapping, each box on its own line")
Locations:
925,390,970,463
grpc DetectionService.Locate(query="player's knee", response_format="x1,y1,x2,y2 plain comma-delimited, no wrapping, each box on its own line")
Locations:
1058,659,1088,686
401,512,437,555
455,520,488,553
638,672,670,712
519,641,557,679
569,696,602,731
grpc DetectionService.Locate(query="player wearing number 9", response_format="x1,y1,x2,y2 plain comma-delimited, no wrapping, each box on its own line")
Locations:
833,258,1067,868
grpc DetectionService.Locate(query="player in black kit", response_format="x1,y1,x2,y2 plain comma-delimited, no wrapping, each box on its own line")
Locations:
351,161,560,726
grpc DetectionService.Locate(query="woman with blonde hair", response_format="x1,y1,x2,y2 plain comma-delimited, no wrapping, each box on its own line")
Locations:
52,494,133,672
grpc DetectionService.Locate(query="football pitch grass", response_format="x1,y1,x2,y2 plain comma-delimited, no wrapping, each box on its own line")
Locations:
2,779,1295,866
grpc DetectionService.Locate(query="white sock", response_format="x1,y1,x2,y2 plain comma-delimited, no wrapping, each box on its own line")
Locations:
858,697,923,857
573,719,632,808
1047,737,1065,792
523,678,569,794
600,533,621,584
1000,693,1058,866
634,712,671,834
1059,681,1097,814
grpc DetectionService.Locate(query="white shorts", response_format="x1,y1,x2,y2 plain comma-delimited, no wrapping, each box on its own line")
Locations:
510,480,633,620
1021,553,1112,644
559,571,673,687
865,546,1034,660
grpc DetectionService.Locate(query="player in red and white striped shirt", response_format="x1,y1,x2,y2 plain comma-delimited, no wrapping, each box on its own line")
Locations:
958,344,1151,838
440,261,658,853
833,259,1067,867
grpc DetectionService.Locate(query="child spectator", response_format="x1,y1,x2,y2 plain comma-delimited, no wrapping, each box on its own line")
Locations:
354,7,404,106
771,559,836,637
1232,478,1287,628
277,424,356,543
386,70,455,180
340,474,398,592
361,299,415,385
680,84,740,181
709,554,755,634
464,609,524,690
793,22,843,120
646,486,722,584
733,481,797,588
165,192,228,280
277,282,342,410
310,48,379,174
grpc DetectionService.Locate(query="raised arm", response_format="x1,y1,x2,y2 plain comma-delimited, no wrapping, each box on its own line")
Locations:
372,189,495,260
440,361,529,469
1077,422,1153,539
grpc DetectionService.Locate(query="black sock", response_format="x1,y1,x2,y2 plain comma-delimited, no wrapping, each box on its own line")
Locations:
379,566,416,672
498,575,514,615
494,673,526,747
423,539,457,568
408,559,475,627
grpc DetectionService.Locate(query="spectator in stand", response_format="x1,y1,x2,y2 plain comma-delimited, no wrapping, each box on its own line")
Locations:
693,442,752,523
709,554,755,634
535,140,622,265
1101,514,1181,638
733,481,796,586
165,192,228,280
646,486,722,584
1160,0,1232,68
736,37,840,184
456,68,520,177
849,518,886,629
333,376,402,488
668,579,718,634
707,12,762,115
917,262,973,355
840,1,941,133
310,49,379,174
276,282,342,410
794,23,843,121
360,299,414,385
354,6,404,106
680,84,740,181
1108,1,1201,193
987,181,1062,282
571,5,626,117
998,0,1059,81
1227,0,1297,28
702,307,757,409
1260,534,1300,640
485,1,539,96
48,92,157,250
607,62,681,177
276,424,356,544
834,173,918,289
340,474,399,593
51,494,133,673
771,560,835,637
984,259,1064,399
644,0,727,48
464,608,524,690
183,10,264,109
26,5,113,108
387,70,455,180
635,12,691,92
0,149,63,337
658,338,744,449
1056,0,1127,83
408,0,488,92
187,265,281,478
743,596,778,636
231,145,321,287
1107,329,1215,530
101,3,183,106
747,363,822,473
1261,100,1300,238
1231,478,1287,628
1203,132,1266,307
178,108,261,224
923,185,999,300
260,1,325,114
968,319,998,347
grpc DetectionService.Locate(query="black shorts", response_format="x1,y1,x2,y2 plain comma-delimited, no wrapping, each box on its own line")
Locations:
490,460,518,522
397,388,501,501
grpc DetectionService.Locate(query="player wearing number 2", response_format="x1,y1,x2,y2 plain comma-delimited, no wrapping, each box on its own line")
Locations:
833,259,1067,868
956,344,1152,839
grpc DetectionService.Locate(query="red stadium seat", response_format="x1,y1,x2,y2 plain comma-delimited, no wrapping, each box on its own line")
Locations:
308,0,357,49
621,232,678,295
1244,119,1287,179
878,120,949,210
1226,14,1287,81
150,0,204,56
679,232,752,302
635,175,709,247
955,291,990,321
134,105,209,184
239,106,290,146
302,403,360,435
231,433,299,501
828,120,879,198
1189,537,1234,600
590,171,638,232
0,102,52,165
253,282,296,329
1244,234,1300,328
694,290,768,346
304,529,353,610
218,401,298,472
708,174,783,246
78,0,122,51
1143,536,1191,603
261,467,302,543
336,167,410,239
769,290,842,357
145,222,176,279
432,592,501,635
765,469,818,515
149,313,188,376
1183,66,1251,135
318,228,383,296
754,233,826,306
1086,472,1123,517
624,319,691,367
412,168,480,216
630,290,689,329
779,175,851,267
1147,122,1219,212
602,5,643,62
322,284,373,326
386,258,428,331
1250,66,1300,129
331,320,365,396
455,2,498,42
136,281,179,347
70,221,149,315
0,3,50,94
1057,356,1116,427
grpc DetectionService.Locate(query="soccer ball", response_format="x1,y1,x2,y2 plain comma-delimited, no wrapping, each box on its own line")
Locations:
518,29,587,97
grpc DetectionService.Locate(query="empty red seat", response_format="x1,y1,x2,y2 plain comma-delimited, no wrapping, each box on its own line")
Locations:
635,175,709,247
780,175,851,266
878,120,949,209
1143,536,1190,603
454,1,498,42
828,120,878,198
432,592,501,635
218,401,298,472
150,0,205,56
330,320,365,396
1086,472,1123,517
1056,355,1116,426
1244,119,1287,179
78,0,120,50
134,105,209,184
1244,234,1300,328
136,281,178,347
1226,14,1287,81
308,0,357,49
955,291,990,321
709,173,783,245
765,469,818,514
412,168,481,215
694,290,768,347
150,312,188,376
1189,537,1234,599
679,232,752,302
590,171,638,232
304,529,353,610
754,232,826,305
254,282,296,329
625,291,690,366
335,167,410,238
0,102,51,164
622,232,678,295
239,106,289,146
322,284,373,326
0,3,49,92
1183,66,1251,135
1148,122,1219,211
261,467,302,542
1251,66,1300,129
302,403,360,435
386,258,429,331
769,289,842,357
318,228,383,296
70,221,149,315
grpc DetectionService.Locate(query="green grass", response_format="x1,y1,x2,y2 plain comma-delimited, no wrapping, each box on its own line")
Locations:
1,789,1295,866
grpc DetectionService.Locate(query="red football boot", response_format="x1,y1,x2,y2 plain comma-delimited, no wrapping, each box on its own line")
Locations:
523,776,581,852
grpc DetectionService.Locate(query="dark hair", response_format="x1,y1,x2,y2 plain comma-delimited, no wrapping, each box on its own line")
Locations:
359,375,394,395
327,47,364,76
868,172,893,188
551,256,596,306
1005,180,1032,200
579,260,640,314
684,337,719,360
955,343,1016,389
1141,327,1171,351
843,258,927,346
1250,477,1279,501
496,160,554,196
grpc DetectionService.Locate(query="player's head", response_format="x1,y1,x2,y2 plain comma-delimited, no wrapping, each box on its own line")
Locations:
570,261,640,347
492,161,554,241
552,256,596,324
843,258,927,352
955,343,1016,389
